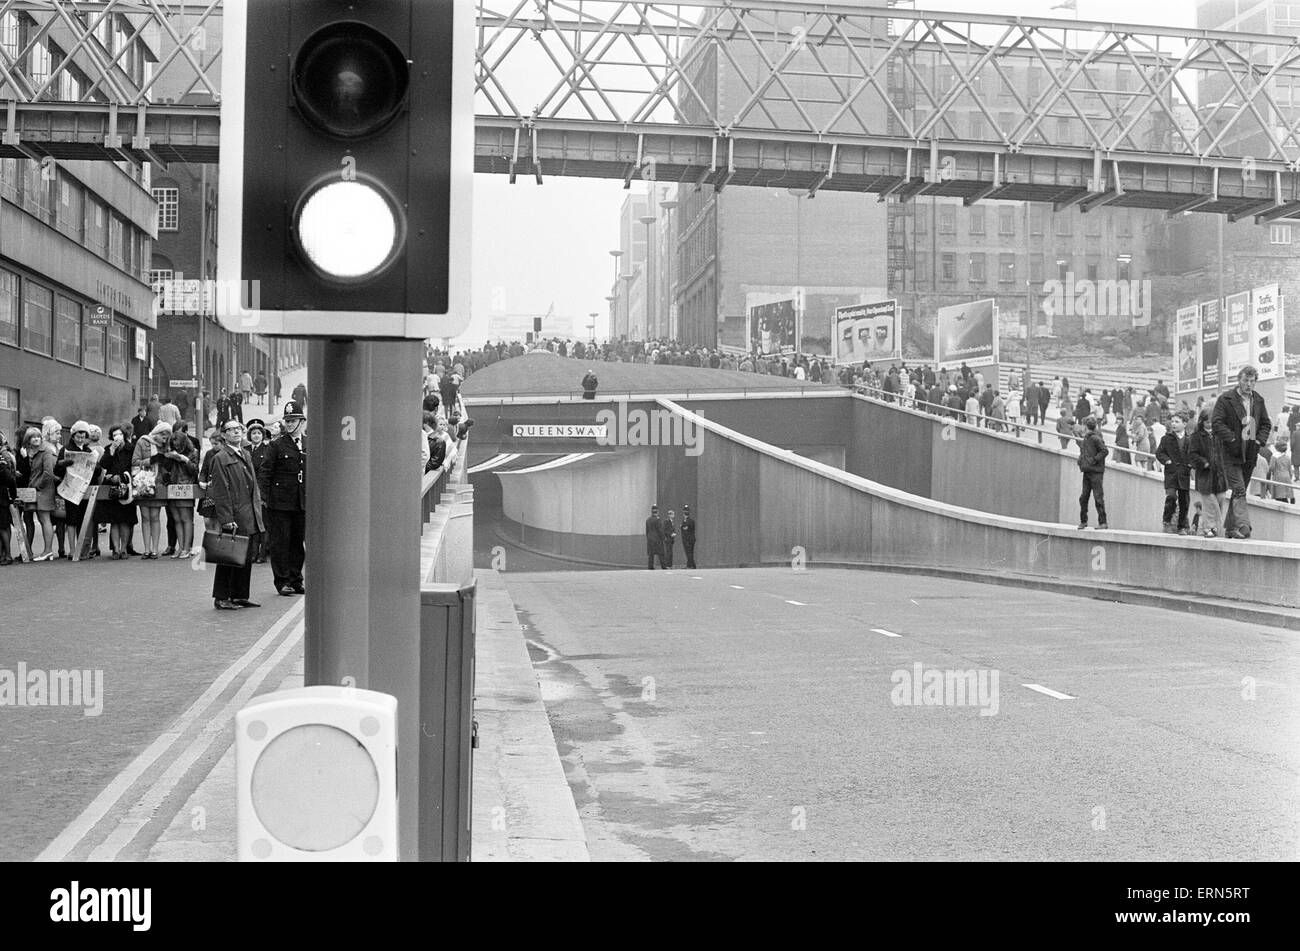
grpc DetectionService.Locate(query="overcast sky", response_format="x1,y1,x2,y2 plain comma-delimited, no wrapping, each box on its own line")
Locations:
464,0,1199,346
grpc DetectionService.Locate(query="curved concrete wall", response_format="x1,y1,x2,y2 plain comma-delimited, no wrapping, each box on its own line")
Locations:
496,397,1300,608
848,394,1300,542
498,449,655,536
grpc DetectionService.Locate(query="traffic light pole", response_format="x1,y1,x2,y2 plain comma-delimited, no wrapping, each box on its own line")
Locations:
305,338,423,860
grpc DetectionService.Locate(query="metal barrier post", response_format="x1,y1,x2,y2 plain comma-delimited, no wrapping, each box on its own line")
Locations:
418,581,477,862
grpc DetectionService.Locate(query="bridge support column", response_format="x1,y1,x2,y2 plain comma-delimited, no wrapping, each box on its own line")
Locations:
305,339,423,860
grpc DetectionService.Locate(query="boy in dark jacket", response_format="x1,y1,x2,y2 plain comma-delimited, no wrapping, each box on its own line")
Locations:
1155,414,1192,533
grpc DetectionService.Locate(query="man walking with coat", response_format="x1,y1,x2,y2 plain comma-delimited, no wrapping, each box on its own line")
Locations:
208,420,265,610
258,401,307,595
645,504,665,569
1077,416,1109,530
1212,365,1272,538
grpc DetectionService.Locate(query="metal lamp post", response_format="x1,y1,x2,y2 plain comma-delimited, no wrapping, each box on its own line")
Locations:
659,199,678,342
639,214,657,341
609,249,623,338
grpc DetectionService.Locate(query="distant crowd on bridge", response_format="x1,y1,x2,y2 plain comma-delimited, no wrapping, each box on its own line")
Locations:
424,337,1298,542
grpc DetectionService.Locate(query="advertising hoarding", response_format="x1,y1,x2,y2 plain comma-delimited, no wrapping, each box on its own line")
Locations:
935,298,997,367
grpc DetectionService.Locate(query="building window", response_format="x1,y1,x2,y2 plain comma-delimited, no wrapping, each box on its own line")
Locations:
153,187,179,231
999,253,1016,283
1028,68,1042,98
1117,258,1132,283
969,206,985,234
938,204,955,234
0,385,17,442
915,252,929,287
1117,209,1132,237
83,321,105,373
940,252,956,282
998,206,1015,235
85,197,107,256
1056,117,1071,145
1270,224,1292,244
969,252,986,284
970,114,986,140
1086,261,1099,283
109,215,124,267
1030,206,1045,235
0,267,17,347
107,322,128,379
1085,212,1101,237
55,296,81,365
22,281,53,356
1055,212,1072,236
1057,259,1070,281
915,204,928,233
1030,254,1044,284
0,13,19,60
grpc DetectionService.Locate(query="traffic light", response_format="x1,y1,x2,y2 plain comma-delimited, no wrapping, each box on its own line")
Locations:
217,0,472,338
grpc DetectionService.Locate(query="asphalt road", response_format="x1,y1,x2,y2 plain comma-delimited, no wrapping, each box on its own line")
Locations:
0,550,300,861
503,566,1300,861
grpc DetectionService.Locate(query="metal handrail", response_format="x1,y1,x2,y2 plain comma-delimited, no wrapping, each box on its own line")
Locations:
855,384,1300,498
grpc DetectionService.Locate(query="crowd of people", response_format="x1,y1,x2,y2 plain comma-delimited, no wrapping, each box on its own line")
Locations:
0,396,309,596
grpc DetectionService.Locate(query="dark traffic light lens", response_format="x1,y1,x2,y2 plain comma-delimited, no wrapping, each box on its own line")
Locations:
292,22,409,139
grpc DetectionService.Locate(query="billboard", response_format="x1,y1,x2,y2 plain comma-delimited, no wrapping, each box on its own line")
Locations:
833,299,899,366
935,298,997,367
1224,291,1251,380
1250,283,1284,381
748,296,798,355
1199,299,1220,389
1174,305,1201,394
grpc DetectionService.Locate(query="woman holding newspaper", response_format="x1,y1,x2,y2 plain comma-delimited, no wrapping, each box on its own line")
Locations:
53,421,98,559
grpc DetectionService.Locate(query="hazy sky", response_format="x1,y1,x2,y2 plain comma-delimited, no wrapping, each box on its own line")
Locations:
464,0,1199,346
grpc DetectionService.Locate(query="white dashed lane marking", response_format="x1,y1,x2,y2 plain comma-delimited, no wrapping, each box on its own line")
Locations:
730,585,745,589
871,628,902,638
1023,683,1077,700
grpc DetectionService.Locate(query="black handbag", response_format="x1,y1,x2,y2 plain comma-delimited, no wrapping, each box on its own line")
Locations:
197,494,216,518
202,526,250,567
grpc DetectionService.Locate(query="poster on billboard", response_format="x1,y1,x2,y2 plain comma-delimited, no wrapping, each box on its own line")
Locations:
1224,291,1251,380
934,298,997,368
1199,299,1220,388
1174,305,1201,394
833,299,899,365
747,296,798,355
1250,283,1284,381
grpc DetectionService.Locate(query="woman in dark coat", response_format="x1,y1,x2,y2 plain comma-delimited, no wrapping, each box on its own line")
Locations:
1187,408,1229,537
207,421,265,610
1113,418,1130,465
0,448,17,565
99,425,139,558
159,429,199,558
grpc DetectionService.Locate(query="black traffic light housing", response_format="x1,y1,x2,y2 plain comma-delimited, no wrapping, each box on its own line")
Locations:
218,0,472,339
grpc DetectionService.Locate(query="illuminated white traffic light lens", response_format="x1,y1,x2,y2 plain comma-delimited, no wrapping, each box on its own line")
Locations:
295,180,400,281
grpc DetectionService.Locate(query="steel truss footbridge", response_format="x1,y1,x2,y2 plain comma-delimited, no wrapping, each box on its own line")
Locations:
3,0,1300,221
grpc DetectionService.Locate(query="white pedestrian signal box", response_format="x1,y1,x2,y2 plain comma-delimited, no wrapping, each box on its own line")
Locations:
217,0,474,339
236,686,399,861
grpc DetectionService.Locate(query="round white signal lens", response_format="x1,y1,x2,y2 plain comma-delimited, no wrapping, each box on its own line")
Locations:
295,180,399,281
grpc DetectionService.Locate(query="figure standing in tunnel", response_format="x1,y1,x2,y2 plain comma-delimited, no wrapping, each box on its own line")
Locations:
680,504,696,569
645,504,665,569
